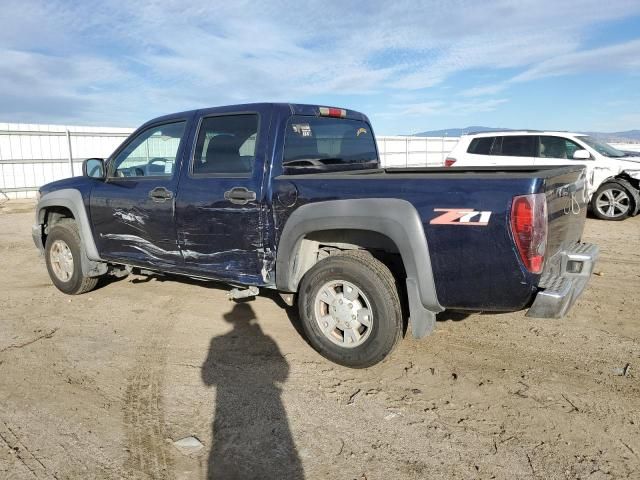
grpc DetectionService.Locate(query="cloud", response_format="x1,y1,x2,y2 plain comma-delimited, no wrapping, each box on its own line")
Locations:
382,98,509,117
0,0,639,126
462,38,640,97
512,38,640,83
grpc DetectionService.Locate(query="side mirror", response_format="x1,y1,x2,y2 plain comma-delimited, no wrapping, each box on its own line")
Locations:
573,149,591,160
83,158,105,179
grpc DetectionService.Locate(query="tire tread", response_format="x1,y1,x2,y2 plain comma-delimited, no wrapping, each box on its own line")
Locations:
298,249,403,368
45,220,99,295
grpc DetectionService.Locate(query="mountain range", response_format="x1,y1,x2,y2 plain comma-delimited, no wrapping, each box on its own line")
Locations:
412,127,640,143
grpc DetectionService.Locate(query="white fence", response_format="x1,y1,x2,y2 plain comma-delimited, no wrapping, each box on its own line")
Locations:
0,122,463,198
0,123,133,199
1,122,638,199
377,136,460,168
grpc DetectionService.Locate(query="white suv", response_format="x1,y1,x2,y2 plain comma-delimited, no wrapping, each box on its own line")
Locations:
446,131,640,220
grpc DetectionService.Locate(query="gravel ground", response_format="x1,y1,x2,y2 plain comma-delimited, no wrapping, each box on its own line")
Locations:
0,200,638,480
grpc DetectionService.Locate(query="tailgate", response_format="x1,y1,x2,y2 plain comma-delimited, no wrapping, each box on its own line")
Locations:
543,167,588,261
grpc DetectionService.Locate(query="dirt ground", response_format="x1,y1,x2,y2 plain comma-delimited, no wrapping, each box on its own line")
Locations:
0,200,638,480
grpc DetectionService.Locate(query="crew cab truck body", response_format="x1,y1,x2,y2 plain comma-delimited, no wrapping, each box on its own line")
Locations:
32,103,598,367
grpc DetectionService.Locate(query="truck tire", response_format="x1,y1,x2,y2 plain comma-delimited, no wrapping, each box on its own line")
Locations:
44,220,99,295
297,250,403,368
591,181,633,221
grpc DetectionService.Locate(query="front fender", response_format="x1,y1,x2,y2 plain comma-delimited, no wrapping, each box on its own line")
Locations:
35,188,105,276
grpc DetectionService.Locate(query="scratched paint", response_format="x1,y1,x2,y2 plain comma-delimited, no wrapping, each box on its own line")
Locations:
100,233,182,259
113,207,148,225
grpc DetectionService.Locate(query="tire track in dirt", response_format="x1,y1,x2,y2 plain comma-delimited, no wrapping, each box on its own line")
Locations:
123,303,175,479
0,420,57,479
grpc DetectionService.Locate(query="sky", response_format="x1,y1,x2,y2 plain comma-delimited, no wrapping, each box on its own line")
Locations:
1,0,640,135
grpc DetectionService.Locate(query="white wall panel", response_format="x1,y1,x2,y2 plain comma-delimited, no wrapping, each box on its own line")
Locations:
1,121,638,200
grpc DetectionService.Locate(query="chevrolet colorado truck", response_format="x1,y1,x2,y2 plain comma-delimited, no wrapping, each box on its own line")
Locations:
32,103,598,367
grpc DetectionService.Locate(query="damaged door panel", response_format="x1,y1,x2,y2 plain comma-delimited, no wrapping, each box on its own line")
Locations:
174,111,272,284
90,119,191,268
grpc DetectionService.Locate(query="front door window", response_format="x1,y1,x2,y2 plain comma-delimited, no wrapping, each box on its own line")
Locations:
110,122,186,178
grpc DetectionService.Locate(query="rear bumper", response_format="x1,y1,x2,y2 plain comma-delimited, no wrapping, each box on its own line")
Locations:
526,242,598,318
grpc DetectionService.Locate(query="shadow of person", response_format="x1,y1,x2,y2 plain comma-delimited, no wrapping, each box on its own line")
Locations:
201,302,305,480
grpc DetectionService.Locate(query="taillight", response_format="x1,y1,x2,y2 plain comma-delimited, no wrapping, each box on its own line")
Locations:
510,193,547,274
318,106,347,118
444,157,456,167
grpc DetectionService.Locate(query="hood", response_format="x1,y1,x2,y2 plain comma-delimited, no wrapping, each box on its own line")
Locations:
39,175,93,196
621,150,640,158
611,156,640,168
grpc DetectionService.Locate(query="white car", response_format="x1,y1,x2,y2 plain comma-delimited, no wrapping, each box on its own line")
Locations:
446,131,640,220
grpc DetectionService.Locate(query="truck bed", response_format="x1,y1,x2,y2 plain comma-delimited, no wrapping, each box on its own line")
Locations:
276,164,588,311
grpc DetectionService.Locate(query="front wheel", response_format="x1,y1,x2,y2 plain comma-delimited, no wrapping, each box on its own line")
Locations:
297,250,403,368
44,220,99,295
591,181,633,220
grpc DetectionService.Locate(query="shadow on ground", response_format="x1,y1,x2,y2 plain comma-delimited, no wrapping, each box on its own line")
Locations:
200,302,305,480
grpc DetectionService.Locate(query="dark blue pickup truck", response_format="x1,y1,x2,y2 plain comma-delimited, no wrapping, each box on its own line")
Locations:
33,103,598,367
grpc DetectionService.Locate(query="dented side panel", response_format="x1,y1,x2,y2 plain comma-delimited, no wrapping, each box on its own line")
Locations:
89,113,196,268
172,105,277,285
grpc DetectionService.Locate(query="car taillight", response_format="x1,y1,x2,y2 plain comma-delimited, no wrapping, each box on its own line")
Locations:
444,157,456,167
510,193,547,274
318,106,347,118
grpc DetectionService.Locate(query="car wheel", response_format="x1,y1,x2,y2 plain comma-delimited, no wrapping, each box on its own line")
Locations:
45,220,99,294
297,250,403,368
591,181,633,220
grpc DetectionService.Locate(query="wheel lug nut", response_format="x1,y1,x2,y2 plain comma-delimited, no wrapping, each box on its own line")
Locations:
348,303,353,308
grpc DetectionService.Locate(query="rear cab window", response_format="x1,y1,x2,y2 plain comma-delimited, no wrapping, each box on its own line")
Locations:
283,116,378,174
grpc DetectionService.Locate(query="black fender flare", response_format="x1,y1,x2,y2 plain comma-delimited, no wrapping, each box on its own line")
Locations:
35,189,105,276
275,199,443,338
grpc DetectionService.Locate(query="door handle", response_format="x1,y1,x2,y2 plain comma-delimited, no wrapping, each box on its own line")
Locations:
148,186,174,202
224,187,257,205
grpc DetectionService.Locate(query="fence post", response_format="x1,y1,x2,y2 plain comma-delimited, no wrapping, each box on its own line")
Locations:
425,137,428,166
405,136,409,168
66,129,74,176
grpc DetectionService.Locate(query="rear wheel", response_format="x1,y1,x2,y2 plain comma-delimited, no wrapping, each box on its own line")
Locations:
591,181,632,220
45,220,99,295
297,250,403,368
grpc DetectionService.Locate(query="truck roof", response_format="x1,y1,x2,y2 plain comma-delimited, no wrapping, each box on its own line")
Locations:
140,102,370,129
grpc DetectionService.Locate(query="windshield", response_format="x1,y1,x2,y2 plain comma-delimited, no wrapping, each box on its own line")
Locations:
578,136,626,158
283,116,378,173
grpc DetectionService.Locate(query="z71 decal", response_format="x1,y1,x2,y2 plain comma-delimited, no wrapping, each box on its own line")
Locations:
430,208,492,226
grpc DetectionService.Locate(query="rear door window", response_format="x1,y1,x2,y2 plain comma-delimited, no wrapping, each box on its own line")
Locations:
467,137,494,155
497,136,536,157
283,116,378,173
192,114,258,175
